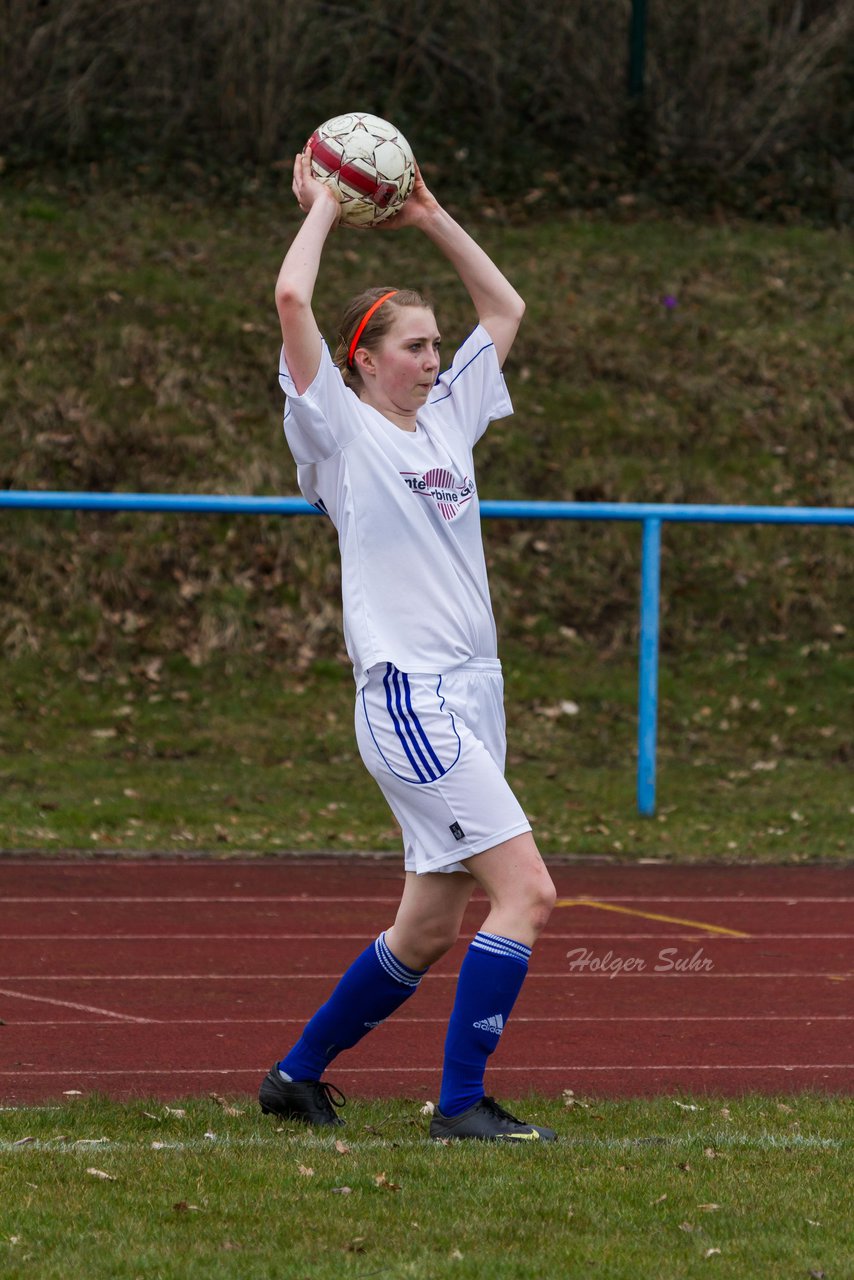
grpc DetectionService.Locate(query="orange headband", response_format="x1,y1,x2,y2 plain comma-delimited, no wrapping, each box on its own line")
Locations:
347,290,398,369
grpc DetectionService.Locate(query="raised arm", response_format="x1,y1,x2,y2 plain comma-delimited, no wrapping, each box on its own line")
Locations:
387,168,525,366
275,151,340,395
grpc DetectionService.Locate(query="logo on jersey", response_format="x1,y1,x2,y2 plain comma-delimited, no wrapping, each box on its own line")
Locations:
401,467,475,522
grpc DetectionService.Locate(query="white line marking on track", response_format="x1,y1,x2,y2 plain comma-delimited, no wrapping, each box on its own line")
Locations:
2,972,850,980
2,895,853,904
6,933,853,941
0,1064,852,1076
0,896,404,904
0,987,152,1023
560,897,854,904
5,1015,853,1026
0,1133,840,1154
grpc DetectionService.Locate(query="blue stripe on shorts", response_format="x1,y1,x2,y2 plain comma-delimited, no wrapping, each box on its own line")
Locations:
365,665,461,786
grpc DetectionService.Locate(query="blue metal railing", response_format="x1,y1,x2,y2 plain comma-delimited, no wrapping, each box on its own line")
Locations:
3,490,851,814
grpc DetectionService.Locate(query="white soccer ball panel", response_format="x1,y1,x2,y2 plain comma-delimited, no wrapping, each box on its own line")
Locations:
307,112,415,226
371,139,409,183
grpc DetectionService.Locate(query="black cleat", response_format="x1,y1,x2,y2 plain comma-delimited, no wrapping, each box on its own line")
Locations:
258,1067,346,1126
429,1096,557,1143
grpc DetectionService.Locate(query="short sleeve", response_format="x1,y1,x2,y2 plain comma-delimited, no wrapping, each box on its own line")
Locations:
279,341,365,464
425,324,513,447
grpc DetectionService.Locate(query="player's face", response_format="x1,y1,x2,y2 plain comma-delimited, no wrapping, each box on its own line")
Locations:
369,306,441,412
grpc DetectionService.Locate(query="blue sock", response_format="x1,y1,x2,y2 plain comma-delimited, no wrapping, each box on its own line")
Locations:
277,933,426,1081
438,931,531,1117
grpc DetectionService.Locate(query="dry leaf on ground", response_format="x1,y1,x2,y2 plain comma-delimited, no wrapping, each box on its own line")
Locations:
209,1092,244,1116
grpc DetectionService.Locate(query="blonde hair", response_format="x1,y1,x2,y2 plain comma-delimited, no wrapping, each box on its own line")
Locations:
334,287,433,392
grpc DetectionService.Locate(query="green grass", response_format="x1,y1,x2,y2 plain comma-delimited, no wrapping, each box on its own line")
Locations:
0,636,850,860
1,1094,851,1278
0,184,852,860
1,189,850,1280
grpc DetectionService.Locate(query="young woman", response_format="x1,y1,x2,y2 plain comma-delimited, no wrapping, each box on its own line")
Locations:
259,148,557,1142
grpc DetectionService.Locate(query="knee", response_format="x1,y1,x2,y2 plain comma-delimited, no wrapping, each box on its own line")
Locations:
388,919,459,971
414,920,461,968
527,872,557,937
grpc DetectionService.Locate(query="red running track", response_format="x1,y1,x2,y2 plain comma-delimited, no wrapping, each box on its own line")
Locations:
1,858,852,1104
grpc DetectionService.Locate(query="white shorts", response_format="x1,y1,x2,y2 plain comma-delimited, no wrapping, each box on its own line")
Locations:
355,658,532,876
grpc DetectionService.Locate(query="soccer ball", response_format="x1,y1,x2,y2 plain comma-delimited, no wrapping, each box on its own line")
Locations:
306,113,415,227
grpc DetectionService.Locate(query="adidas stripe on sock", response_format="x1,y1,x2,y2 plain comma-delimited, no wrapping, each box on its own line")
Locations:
438,930,531,1118
470,932,532,965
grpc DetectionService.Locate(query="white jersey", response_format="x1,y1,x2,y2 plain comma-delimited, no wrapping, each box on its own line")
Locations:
278,325,512,687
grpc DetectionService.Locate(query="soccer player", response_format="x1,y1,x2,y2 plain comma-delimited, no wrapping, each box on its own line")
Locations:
258,149,557,1142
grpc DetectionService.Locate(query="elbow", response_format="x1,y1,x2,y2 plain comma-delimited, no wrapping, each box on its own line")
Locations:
505,292,526,341
275,281,304,309
495,291,525,334
275,282,311,325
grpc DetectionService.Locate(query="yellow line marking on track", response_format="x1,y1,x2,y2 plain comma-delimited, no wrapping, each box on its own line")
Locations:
555,898,750,938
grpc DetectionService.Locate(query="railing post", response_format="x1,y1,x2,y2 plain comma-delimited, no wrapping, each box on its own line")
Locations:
637,516,662,816
628,0,648,97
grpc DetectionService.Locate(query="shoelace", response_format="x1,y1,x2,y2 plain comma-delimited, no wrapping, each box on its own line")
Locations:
481,1096,525,1127
310,1080,347,1115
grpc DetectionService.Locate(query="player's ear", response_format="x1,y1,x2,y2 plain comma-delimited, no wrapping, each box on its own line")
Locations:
354,348,375,377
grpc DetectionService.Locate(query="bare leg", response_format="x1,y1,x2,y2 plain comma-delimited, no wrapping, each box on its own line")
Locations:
385,869,477,971
430,831,557,1136
463,831,556,944
261,870,473,1109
